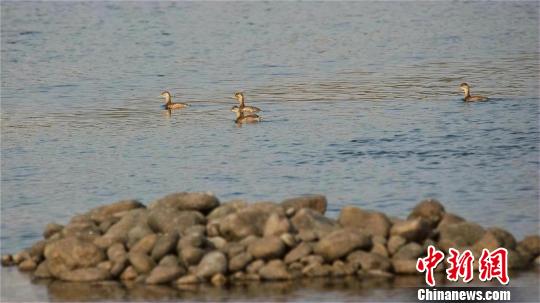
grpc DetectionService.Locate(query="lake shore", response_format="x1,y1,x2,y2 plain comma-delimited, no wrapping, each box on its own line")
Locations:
2,192,539,302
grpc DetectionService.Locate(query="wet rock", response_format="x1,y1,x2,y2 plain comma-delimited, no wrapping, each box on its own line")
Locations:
18,259,37,271
518,235,540,256
284,242,313,264
387,236,407,255
300,254,324,265
358,269,394,279
110,257,127,277
178,234,205,249
128,253,156,274
207,200,247,221
58,267,111,282
437,213,465,228
263,213,291,237
291,208,339,239
331,260,348,277
393,242,423,260
302,263,331,277
281,195,327,215
280,233,296,247
259,259,291,280
88,199,144,223
182,225,207,237
146,265,185,284
196,251,227,279
34,260,52,278
314,229,372,261
158,255,179,267
246,259,265,274
338,206,392,238
148,207,205,235
127,224,154,249
229,252,253,272
44,237,105,277
487,228,516,250
151,233,178,261
97,260,112,270
149,192,220,214
120,266,138,280
131,234,158,255
372,235,387,245
370,242,389,258
390,218,431,243
473,229,515,252
99,218,119,233
218,202,284,241
438,221,485,250
95,209,148,248
43,223,64,239
1,255,12,266
176,274,201,285
348,250,391,272
407,198,445,228
180,246,205,266
391,259,420,274
221,242,246,259
12,251,30,265
508,249,528,270
211,273,227,286
61,217,101,241
107,243,127,262
247,236,286,259
208,237,227,250
297,230,318,242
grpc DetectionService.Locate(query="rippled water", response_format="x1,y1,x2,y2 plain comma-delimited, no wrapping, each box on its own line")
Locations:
1,1,539,301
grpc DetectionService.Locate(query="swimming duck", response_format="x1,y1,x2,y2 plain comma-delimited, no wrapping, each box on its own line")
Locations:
234,92,261,113
160,91,189,109
460,83,488,102
231,106,261,124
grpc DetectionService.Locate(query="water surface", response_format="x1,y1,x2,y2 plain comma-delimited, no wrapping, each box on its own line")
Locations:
1,1,539,301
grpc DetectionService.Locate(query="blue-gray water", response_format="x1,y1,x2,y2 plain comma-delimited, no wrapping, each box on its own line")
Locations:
1,1,539,301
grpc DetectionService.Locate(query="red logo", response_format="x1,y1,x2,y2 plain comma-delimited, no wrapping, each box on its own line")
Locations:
446,248,474,283
416,246,509,286
478,248,509,285
416,245,445,287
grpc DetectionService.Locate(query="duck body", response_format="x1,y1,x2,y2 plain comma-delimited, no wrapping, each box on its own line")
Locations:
160,91,189,109
231,106,261,124
234,92,262,113
235,114,262,124
231,105,261,114
460,83,488,102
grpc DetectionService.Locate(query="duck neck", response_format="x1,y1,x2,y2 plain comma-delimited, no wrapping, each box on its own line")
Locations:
463,89,470,99
165,94,172,104
238,96,245,107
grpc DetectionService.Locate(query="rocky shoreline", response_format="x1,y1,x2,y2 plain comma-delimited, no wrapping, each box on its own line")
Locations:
2,192,540,288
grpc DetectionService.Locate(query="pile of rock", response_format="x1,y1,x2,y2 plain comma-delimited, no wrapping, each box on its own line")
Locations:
2,192,539,287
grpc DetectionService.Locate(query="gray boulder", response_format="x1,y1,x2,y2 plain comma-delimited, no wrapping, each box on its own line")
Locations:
44,237,105,278
247,236,286,259
314,228,372,261
195,251,227,279
407,198,445,228
149,192,219,214
88,199,144,223
218,202,284,241
291,208,339,239
338,206,392,238
390,218,431,242
281,195,327,215
259,259,291,280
